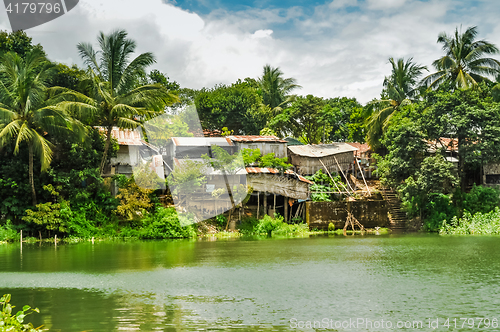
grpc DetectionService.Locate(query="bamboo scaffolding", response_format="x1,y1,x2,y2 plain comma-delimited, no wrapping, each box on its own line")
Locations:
318,158,345,194
333,155,355,193
356,158,371,196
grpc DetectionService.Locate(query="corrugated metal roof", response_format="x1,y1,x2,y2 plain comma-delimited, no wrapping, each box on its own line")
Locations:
229,135,287,143
346,142,371,157
284,137,304,146
171,137,234,146
288,143,358,157
426,138,459,152
245,167,313,184
97,127,142,146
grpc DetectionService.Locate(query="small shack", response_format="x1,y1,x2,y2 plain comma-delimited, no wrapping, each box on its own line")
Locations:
245,167,313,222
163,137,237,175
287,143,358,176
228,135,288,158
100,127,161,177
346,142,377,179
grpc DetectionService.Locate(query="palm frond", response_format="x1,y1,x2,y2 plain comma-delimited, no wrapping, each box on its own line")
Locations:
13,121,33,155
77,42,102,77
0,119,21,148
31,128,54,171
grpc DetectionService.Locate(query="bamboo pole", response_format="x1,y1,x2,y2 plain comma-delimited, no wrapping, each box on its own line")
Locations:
257,192,260,219
273,194,276,216
318,159,345,194
356,158,371,196
333,155,355,193
284,197,288,222
263,191,267,216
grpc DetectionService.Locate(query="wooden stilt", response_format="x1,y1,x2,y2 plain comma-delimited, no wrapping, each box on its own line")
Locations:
284,197,289,223
334,155,355,193
257,192,260,219
263,191,267,216
273,194,276,217
319,159,345,194
356,158,371,196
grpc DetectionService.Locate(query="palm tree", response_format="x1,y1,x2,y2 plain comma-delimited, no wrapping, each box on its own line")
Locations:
57,30,178,174
422,26,500,90
0,50,83,206
365,57,427,148
259,64,301,114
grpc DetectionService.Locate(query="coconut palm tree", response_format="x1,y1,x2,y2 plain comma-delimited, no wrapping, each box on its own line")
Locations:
56,30,178,174
259,64,301,115
365,57,427,149
0,49,83,205
422,26,500,90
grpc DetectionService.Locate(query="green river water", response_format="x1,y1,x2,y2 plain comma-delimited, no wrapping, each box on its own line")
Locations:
1,234,500,331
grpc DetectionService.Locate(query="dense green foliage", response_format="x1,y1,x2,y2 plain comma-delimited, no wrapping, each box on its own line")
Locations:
0,294,39,331
305,169,344,202
242,214,309,236
440,208,500,235
3,25,500,237
194,81,266,134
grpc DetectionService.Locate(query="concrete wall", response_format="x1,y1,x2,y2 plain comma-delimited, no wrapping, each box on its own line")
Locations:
305,200,389,230
110,145,140,166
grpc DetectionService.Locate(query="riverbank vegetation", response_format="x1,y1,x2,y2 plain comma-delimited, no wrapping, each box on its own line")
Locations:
2,25,500,239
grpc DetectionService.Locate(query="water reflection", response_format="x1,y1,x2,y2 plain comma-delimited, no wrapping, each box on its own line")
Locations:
2,235,500,331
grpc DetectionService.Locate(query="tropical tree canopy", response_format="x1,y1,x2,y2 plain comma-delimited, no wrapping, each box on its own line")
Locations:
55,29,178,174
365,57,426,149
0,49,83,205
422,26,500,90
259,64,301,112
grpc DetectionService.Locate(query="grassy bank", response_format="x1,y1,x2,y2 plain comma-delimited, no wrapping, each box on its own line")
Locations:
1,210,391,244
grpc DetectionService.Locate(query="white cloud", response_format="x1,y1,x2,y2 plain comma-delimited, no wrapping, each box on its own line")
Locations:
366,0,407,10
4,0,499,104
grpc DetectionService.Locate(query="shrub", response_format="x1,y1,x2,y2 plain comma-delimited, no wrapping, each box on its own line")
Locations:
22,201,71,235
0,294,39,332
328,223,335,232
440,208,500,235
252,214,309,236
138,207,197,239
0,221,18,242
423,193,457,231
458,184,500,215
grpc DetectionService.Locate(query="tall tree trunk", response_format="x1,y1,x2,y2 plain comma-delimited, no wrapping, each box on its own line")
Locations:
29,142,37,206
100,126,113,176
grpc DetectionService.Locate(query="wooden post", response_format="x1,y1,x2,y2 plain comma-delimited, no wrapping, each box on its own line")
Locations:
39,231,42,242
263,191,267,216
20,230,22,243
273,194,276,217
257,192,260,219
356,158,371,196
284,197,289,223
319,159,345,194
334,155,355,193
54,234,57,245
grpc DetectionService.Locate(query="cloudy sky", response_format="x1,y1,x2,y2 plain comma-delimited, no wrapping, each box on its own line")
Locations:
1,0,499,103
